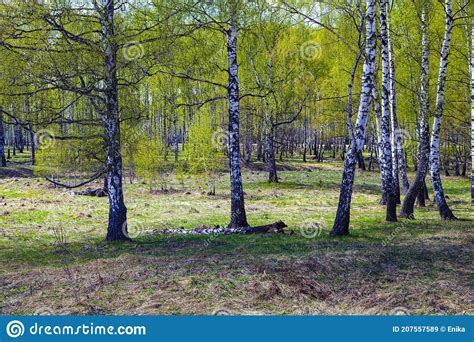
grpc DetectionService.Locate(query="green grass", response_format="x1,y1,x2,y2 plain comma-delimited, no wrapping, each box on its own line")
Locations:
0,154,473,315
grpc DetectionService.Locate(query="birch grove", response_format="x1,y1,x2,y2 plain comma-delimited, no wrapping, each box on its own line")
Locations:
0,0,471,241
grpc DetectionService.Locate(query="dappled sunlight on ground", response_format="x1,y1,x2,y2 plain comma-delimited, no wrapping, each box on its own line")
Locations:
1,157,473,315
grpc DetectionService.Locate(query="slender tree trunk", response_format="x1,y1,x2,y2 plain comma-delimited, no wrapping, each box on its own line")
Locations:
453,154,460,176
245,137,252,163
372,79,387,205
181,113,185,152
0,108,6,167
12,124,16,156
313,131,318,156
471,23,474,203
398,142,410,193
102,0,129,241
340,138,346,160
6,126,10,159
29,123,35,165
267,123,278,183
15,124,23,153
303,117,307,162
162,97,168,161
416,179,427,207
145,82,151,136
388,20,409,196
172,96,178,162
429,0,456,220
380,0,397,221
357,151,366,170
256,121,263,161
265,112,278,183
401,9,431,219
227,15,249,228
262,117,267,163
267,128,278,183
331,0,376,236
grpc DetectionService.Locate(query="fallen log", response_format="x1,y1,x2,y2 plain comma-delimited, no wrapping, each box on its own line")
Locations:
71,187,107,197
149,220,288,236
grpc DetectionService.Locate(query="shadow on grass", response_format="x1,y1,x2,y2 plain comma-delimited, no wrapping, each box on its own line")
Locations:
3,217,472,271
0,166,34,179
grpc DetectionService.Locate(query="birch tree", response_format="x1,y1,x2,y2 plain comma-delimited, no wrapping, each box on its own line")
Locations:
388,18,409,196
246,9,308,184
372,74,387,204
330,0,377,236
0,108,6,167
160,0,259,228
379,0,397,221
471,22,474,203
99,0,129,240
2,0,184,240
227,4,249,227
400,7,431,219
429,0,456,220
41,0,130,240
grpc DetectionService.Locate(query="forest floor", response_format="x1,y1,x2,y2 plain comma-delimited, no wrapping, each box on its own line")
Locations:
0,152,473,315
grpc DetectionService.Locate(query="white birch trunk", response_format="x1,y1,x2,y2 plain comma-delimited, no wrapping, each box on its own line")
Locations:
145,82,151,136
227,11,249,228
471,23,474,203
401,8,431,218
372,75,387,204
331,0,377,236
101,0,129,241
379,0,397,221
388,19,409,195
429,0,456,220
0,108,6,167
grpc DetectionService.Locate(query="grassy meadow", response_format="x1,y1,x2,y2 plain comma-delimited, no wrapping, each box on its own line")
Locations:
0,152,473,315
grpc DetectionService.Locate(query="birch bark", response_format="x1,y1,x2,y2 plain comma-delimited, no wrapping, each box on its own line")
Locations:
401,8,431,219
0,108,6,167
429,0,456,220
227,12,249,228
145,82,151,136
266,114,278,183
388,19,409,196
101,0,129,241
380,0,397,221
470,23,473,203
372,74,387,205
331,0,377,236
